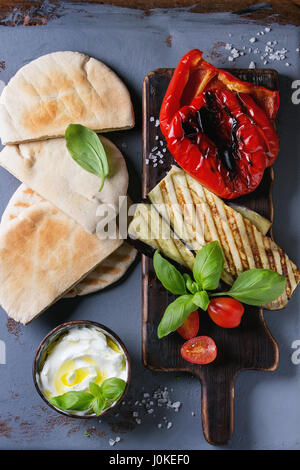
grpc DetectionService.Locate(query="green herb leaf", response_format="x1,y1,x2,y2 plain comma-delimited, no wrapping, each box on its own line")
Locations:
193,291,210,311
153,250,186,295
92,395,106,416
193,241,224,290
213,268,286,306
157,294,197,339
183,273,199,294
100,378,126,401
50,391,93,411
65,124,109,192
89,382,102,398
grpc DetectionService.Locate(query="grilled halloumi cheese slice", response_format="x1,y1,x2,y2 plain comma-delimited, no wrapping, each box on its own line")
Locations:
146,166,300,310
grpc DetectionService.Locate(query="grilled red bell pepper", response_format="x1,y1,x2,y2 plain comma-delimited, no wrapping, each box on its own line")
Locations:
160,49,279,199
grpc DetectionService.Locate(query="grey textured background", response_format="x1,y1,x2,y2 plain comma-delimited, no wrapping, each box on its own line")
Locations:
0,3,299,450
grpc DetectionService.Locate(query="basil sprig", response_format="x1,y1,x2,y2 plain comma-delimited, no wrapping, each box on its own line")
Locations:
211,268,286,306
65,124,109,192
193,240,224,290
154,242,286,339
154,250,187,295
50,377,126,416
158,295,197,339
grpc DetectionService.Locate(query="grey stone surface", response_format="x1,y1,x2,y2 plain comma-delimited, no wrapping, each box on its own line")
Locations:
0,3,299,450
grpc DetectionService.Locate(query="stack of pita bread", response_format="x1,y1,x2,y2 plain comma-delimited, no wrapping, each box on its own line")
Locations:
0,51,137,325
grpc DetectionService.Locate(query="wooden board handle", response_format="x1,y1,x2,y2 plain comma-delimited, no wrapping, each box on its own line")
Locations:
200,370,235,446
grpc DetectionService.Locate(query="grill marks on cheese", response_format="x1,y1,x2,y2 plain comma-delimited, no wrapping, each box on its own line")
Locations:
148,166,300,310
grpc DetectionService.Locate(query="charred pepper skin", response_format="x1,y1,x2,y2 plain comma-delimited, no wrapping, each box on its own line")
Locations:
160,49,280,199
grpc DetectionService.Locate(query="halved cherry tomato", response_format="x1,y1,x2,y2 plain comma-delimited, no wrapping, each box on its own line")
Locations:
177,310,199,340
208,297,244,328
181,336,217,364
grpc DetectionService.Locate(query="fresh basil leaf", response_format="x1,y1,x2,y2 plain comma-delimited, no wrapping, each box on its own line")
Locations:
193,291,210,311
89,382,102,398
215,268,286,306
193,241,224,290
157,294,197,339
50,391,93,411
153,250,186,295
100,378,126,401
183,273,199,294
92,395,106,416
65,124,109,192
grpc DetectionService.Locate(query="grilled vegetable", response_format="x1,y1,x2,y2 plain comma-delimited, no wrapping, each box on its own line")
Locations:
228,203,272,235
128,202,195,270
159,49,280,199
144,166,300,310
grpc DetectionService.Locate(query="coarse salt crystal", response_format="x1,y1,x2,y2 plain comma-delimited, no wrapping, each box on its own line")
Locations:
109,439,115,446
228,56,234,62
225,43,232,50
167,422,172,429
172,401,181,409
265,27,271,32
155,119,160,127
249,37,256,43
115,437,121,443
249,61,256,69
150,116,154,122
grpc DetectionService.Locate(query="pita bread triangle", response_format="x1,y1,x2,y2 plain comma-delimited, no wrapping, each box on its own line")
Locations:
1,183,137,299
0,51,135,145
0,188,122,324
0,134,128,234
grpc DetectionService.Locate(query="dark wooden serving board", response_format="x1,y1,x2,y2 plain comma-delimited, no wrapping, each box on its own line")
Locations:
142,68,279,446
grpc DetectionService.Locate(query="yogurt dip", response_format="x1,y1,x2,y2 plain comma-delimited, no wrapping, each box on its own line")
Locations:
38,326,128,415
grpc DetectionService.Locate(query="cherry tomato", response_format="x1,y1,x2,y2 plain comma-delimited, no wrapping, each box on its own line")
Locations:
177,310,199,340
181,336,217,365
208,297,244,328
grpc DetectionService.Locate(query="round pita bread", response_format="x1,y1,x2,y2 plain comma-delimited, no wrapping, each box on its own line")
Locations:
1,184,137,298
0,51,134,145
